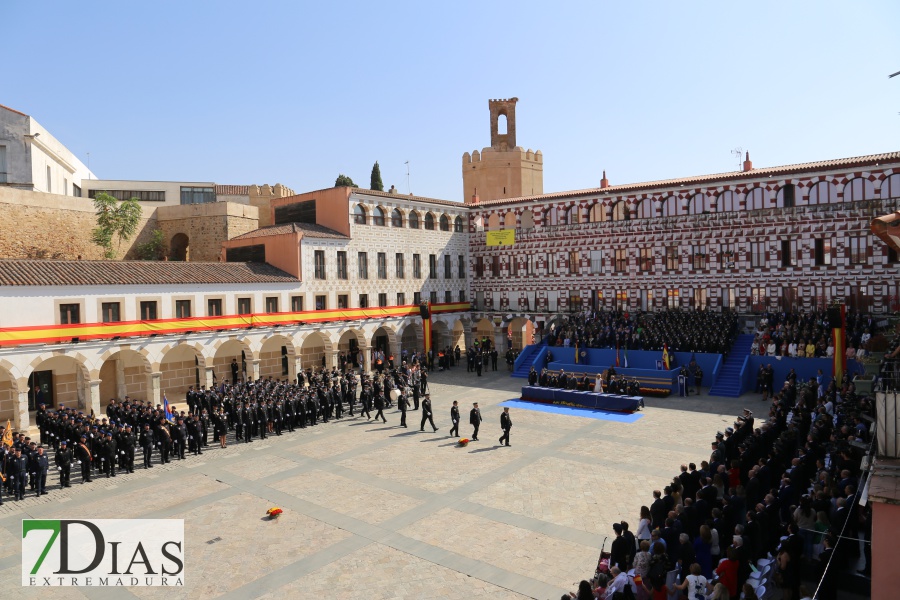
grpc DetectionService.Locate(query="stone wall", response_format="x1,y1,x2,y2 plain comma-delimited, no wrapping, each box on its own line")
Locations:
0,376,15,424
160,359,198,405
0,187,158,260
156,202,259,262
259,349,285,379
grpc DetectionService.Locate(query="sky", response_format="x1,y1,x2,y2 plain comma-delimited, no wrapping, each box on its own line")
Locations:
3,1,899,202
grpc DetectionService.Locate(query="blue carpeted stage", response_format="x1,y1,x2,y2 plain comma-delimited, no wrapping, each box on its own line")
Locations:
520,386,643,412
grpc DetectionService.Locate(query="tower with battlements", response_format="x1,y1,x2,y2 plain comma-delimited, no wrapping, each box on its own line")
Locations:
462,98,543,204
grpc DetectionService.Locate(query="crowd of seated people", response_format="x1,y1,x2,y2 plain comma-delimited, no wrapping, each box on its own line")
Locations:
545,310,738,356
750,310,884,359
576,364,873,599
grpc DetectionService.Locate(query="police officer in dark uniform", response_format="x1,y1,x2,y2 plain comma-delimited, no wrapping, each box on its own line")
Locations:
75,435,93,483
139,424,154,468
9,448,28,500
157,418,172,463
449,400,460,437
469,402,482,440
420,394,438,432
121,425,135,473
499,406,512,447
31,446,50,496
172,418,187,459
55,440,73,486
104,432,117,477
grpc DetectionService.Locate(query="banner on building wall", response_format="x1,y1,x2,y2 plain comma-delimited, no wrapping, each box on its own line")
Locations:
486,229,515,247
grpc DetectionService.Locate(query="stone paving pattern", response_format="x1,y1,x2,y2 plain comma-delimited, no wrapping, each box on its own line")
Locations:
0,368,745,599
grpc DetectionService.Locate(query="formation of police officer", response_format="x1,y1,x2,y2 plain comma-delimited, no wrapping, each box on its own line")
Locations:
6,356,510,502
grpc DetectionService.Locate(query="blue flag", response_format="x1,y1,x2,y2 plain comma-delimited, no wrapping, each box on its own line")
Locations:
164,395,173,421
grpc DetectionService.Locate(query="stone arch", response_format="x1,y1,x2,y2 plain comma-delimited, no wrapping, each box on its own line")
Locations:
98,347,153,410
454,215,464,232
26,353,92,412
0,361,20,427
432,319,450,350
372,206,387,226
611,200,629,221
370,325,397,356
170,233,189,261
337,328,366,368
299,331,333,370
210,337,253,384
474,318,495,349
399,321,422,356
158,343,207,407
390,207,404,227
424,212,436,230
588,202,607,222
507,316,535,351
353,203,368,225
843,177,876,202
807,180,838,205
520,209,534,229
451,319,467,349
487,213,500,231
408,210,420,229
259,334,297,381
504,210,516,228
566,205,580,224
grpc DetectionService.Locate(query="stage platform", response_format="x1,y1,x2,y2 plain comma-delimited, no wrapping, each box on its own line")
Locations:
520,385,643,413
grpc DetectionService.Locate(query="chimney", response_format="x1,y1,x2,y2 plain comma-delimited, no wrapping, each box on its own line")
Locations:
743,152,753,172
469,187,480,205
600,170,609,189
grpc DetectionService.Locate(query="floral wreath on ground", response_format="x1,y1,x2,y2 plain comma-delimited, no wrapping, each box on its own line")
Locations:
457,438,470,447
266,507,283,520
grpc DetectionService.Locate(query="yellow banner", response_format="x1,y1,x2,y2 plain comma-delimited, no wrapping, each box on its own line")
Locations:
486,229,515,246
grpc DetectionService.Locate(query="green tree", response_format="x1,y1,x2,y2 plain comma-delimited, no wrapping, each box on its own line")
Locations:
369,161,384,191
134,228,167,260
335,174,357,188
91,192,143,259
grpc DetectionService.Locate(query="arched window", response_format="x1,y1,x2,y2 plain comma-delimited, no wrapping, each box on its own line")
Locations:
454,215,464,232
843,178,875,202
424,213,435,230
660,196,680,217
504,210,516,228
882,174,900,199
353,204,367,225
689,193,707,214
566,205,580,224
546,206,559,226
408,211,420,229
439,214,450,231
635,199,654,219
807,181,838,205
745,188,768,211
611,200,629,221
717,191,737,213
588,203,606,222
486,213,499,230
390,208,403,227
520,209,534,229
372,206,386,226
776,184,796,208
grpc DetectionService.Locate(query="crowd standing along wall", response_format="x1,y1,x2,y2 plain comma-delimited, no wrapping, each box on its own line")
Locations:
0,187,158,260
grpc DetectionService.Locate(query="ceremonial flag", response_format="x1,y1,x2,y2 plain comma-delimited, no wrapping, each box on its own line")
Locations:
164,395,173,421
574,342,579,364
832,305,846,383
662,344,671,370
624,346,629,369
1,419,12,447
616,342,620,367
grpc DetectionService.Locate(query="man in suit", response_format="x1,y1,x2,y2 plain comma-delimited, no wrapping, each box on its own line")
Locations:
499,406,512,446
449,400,460,437
420,394,438,432
469,402,482,440
398,386,409,428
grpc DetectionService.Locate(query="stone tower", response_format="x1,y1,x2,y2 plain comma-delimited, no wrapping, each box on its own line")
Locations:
462,97,543,204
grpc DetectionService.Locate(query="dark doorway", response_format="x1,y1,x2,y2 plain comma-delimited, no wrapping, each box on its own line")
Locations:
28,370,53,410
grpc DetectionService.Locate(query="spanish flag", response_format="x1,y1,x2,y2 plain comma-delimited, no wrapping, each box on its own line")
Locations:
1,419,12,448
615,341,620,367
574,342,579,364
832,305,846,383
662,344,671,370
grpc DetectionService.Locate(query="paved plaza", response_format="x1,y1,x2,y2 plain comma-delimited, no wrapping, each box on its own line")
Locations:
1,367,749,599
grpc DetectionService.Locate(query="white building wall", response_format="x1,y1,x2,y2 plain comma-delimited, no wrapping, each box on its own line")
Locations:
81,180,216,206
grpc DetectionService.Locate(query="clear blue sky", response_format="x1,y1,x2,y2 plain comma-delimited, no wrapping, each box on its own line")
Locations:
4,1,899,202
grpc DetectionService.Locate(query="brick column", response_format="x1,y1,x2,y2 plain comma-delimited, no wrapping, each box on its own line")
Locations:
249,360,260,382
204,366,215,389
15,389,30,431
149,372,162,407
89,380,102,418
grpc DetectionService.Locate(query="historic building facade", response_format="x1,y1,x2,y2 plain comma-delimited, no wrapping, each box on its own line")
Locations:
467,152,900,329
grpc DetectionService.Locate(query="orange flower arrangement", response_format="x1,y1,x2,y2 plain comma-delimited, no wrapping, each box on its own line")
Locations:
266,507,283,519
457,438,469,447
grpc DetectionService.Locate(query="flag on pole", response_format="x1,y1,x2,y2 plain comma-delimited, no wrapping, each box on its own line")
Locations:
164,395,173,421
574,342,579,364
616,341,620,368
1,419,12,447
624,346,629,369
662,344,671,370
832,305,846,383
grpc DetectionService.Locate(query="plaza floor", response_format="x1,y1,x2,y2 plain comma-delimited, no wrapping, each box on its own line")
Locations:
1,367,751,599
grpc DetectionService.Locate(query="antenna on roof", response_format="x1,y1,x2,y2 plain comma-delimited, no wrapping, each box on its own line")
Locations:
730,147,743,171
404,161,410,195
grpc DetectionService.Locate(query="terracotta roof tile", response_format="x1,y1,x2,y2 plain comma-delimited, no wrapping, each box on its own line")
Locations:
0,260,298,287
230,222,348,241
215,185,249,196
477,150,900,206
0,103,29,117
352,188,464,208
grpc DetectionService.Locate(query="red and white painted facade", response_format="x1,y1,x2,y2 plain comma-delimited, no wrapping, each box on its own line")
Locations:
467,152,900,322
